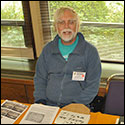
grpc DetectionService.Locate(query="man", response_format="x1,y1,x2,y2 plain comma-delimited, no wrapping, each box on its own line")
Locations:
34,7,102,108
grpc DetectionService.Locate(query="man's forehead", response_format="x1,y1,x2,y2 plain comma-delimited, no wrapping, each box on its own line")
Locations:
58,10,76,18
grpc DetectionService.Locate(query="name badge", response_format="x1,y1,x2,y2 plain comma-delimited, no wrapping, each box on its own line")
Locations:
72,72,86,81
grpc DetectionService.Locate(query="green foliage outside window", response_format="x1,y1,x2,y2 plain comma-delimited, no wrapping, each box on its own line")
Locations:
1,1,124,61
1,1,25,47
49,1,124,23
49,1,124,61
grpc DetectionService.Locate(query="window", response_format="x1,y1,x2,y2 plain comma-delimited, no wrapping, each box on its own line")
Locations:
41,1,124,63
1,1,35,59
1,1,124,63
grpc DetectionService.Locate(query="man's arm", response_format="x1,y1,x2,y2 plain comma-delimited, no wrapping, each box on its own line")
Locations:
73,47,102,106
33,49,48,103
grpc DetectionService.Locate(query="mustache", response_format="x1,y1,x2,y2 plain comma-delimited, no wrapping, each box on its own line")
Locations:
61,29,73,34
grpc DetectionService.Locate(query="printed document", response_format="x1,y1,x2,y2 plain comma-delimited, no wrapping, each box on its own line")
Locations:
54,110,90,124
1,100,28,124
19,104,59,124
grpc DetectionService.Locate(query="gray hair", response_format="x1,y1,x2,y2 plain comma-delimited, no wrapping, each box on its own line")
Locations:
54,7,80,29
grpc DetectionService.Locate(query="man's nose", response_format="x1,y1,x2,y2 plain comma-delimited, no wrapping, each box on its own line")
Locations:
64,22,70,28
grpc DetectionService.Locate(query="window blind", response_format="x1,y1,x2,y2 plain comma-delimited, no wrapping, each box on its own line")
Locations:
39,1,52,45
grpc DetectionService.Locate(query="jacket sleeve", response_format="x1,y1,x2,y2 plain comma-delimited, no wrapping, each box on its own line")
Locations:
73,46,102,106
33,48,48,103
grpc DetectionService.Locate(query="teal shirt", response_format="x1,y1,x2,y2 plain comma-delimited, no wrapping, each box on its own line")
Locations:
58,36,79,61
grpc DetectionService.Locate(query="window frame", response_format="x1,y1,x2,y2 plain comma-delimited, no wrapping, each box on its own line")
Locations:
1,1,35,60
1,1,124,63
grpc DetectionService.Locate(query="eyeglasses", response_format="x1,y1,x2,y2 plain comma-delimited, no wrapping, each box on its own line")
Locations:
57,19,77,26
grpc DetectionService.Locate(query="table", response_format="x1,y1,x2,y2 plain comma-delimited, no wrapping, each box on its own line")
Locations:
1,100,120,124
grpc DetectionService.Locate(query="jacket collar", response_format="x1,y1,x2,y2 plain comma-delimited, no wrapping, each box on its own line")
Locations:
51,32,86,55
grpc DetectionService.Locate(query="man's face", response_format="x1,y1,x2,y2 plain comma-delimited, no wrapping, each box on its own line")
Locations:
56,10,79,43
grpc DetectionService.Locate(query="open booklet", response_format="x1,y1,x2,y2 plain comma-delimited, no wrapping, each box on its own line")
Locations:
1,100,90,124
1,100,28,124
19,103,60,124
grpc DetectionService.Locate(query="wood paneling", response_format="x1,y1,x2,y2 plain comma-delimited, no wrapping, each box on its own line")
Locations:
1,83,28,103
1,77,34,104
26,85,34,104
98,88,106,97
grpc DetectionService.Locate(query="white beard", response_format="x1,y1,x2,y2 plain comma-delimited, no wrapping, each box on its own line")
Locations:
58,29,77,43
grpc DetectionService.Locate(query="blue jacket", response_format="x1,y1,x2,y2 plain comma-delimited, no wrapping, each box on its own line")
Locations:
34,32,102,107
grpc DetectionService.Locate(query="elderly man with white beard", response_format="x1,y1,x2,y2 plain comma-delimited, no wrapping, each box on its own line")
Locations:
34,7,102,108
